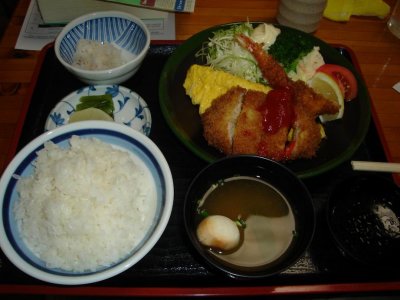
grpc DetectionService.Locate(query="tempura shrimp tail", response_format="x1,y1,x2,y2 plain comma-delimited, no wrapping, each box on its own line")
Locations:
235,34,289,88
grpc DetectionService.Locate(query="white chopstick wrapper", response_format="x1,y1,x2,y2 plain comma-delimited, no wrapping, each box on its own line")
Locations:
351,161,400,173
393,82,400,93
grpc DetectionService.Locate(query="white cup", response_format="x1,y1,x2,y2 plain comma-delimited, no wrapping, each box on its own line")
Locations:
388,0,400,39
276,0,327,33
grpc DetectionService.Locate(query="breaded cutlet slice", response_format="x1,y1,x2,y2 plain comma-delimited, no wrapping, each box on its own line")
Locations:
287,80,339,159
232,90,267,155
201,87,246,154
292,80,340,117
258,126,290,161
289,104,324,159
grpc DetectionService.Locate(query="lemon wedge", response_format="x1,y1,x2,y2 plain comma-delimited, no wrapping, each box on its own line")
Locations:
308,72,344,123
69,107,114,123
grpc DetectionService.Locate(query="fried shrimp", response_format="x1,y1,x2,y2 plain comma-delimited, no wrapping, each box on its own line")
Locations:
236,34,289,88
236,34,340,160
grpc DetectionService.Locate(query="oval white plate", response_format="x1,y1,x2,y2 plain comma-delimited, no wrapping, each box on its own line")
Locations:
45,85,152,136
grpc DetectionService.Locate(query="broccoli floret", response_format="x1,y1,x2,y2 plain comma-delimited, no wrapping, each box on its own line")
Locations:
268,30,315,73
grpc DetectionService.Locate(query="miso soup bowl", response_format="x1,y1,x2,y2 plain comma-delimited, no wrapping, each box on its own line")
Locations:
54,11,150,85
183,155,315,279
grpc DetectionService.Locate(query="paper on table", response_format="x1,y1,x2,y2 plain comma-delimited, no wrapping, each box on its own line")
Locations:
105,0,196,12
15,0,176,51
15,0,62,50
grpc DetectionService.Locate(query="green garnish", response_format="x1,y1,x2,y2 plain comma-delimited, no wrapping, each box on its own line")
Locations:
197,208,209,218
268,30,314,73
236,216,247,229
76,94,114,117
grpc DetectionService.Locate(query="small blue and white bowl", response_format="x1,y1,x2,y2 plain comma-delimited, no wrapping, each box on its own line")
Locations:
0,121,173,285
55,11,150,85
45,85,151,135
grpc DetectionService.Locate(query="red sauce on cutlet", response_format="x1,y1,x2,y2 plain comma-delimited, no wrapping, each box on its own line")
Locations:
242,129,252,137
258,86,295,134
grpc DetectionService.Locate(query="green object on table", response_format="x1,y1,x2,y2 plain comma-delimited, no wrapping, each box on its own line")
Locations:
77,94,114,117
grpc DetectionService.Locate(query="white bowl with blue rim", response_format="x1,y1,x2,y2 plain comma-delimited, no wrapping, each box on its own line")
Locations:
0,121,174,285
45,85,151,135
54,11,150,85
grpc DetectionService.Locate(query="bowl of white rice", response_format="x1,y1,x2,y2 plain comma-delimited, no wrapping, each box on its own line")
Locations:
0,121,173,285
54,11,150,85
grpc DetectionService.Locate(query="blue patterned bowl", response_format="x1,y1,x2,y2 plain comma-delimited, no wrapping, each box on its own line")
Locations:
0,121,173,285
45,85,151,135
54,11,150,85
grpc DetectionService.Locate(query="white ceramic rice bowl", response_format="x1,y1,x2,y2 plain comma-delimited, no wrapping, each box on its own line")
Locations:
54,11,150,85
0,121,173,285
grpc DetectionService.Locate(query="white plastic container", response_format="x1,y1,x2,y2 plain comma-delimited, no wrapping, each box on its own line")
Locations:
276,0,327,33
388,0,400,39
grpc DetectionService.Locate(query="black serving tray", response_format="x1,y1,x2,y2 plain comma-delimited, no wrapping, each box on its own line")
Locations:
0,43,398,292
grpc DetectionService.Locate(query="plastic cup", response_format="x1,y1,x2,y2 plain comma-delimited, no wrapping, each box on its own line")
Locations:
276,0,327,33
388,0,400,39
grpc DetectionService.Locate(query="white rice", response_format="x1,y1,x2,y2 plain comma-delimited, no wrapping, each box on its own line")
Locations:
72,39,134,70
14,136,156,272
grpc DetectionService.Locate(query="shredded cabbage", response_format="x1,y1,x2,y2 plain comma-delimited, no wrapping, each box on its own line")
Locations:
196,22,322,85
196,22,265,84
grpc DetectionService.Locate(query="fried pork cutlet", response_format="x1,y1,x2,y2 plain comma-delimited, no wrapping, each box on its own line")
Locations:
201,87,246,154
202,87,294,160
288,80,341,159
232,90,266,154
201,83,340,161
292,80,340,117
232,89,291,160
290,105,323,159
258,127,291,161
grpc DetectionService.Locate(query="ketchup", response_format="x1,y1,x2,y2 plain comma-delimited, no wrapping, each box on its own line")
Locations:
258,86,295,134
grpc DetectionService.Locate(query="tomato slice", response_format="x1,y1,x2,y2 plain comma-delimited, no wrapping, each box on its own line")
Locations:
317,64,358,101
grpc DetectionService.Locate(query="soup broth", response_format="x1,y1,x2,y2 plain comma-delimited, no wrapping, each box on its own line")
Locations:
196,176,295,268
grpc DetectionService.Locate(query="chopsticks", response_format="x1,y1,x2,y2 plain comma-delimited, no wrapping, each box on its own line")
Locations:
351,161,400,173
